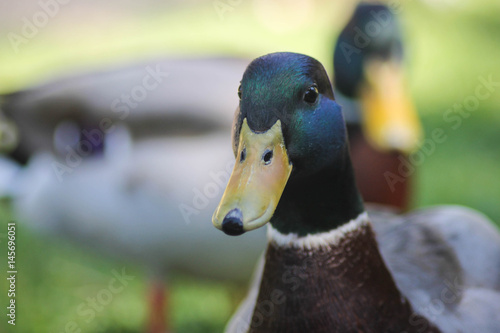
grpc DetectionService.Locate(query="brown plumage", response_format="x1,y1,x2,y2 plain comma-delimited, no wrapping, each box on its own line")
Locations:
348,124,410,210
248,224,439,333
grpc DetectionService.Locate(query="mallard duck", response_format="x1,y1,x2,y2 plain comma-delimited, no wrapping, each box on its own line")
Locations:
212,52,500,332
333,3,422,210
1,57,267,333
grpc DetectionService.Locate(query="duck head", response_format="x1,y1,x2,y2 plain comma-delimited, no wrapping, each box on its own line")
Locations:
333,3,422,153
213,52,364,236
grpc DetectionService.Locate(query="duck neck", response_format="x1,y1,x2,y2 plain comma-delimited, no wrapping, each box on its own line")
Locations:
246,219,440,333
270,152,364,236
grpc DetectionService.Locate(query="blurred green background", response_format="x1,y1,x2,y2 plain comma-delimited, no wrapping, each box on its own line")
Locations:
1,0,500,332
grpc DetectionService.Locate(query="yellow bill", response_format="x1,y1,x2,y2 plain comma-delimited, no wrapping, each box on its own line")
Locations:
359,59,422,154
212,118,292,235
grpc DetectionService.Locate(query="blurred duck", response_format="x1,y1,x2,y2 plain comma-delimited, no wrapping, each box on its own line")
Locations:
6,130,267,332
333,2,422,210
0,57,268,333
2,57,248,164
214,52,500,333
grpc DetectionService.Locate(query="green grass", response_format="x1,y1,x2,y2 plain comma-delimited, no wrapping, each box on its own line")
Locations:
1,0,500,332
415,110,500,224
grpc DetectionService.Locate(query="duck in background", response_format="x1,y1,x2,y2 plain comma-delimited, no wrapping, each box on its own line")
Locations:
214,52,500,333
0,57,267,333
333,2,422,210
2,57,248,164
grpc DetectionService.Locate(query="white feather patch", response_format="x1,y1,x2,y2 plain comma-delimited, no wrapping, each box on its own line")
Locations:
267,212,369,250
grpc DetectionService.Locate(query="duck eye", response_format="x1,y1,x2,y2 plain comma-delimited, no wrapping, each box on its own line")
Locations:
303,85,319,104
238,84,242,100
262,149,273,165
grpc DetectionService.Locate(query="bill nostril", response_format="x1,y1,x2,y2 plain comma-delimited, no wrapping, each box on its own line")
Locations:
262,149,273,165
221,209,245,236
240,147,247,163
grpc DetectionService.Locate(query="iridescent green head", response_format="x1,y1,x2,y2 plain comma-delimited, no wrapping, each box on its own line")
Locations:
213,52,363,236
